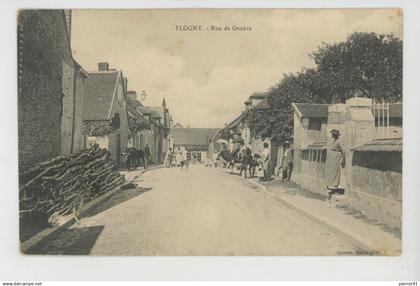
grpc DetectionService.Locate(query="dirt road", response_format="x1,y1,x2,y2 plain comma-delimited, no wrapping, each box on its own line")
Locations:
29,165,357,255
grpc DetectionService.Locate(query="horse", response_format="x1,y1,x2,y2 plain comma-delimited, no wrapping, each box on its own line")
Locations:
239,147,253,178
227,148,242,173
135,149,145,169
247,154,260,178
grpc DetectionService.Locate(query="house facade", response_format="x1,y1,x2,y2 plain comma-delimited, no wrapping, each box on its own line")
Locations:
18,10,87,172
172,128,220,163
82,62,129,164
126,94,168,164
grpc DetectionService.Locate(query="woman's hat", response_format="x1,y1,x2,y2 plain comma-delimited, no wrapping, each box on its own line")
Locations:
330,129,341,135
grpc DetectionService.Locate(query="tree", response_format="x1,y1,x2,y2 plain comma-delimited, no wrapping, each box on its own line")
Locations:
247,69,329,142
311,32,402,103
246,32,402,142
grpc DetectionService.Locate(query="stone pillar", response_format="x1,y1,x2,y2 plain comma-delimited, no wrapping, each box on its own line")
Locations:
327,104,346,140
344,97,375,196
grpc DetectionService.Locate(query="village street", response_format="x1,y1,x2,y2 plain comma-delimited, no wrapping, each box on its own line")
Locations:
28,165,359,255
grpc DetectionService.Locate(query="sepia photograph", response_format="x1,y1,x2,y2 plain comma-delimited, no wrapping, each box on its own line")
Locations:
17,8,403,256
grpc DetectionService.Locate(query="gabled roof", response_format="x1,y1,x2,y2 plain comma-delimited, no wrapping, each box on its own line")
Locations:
352,138,402,152
127,96,143,109
249,92,267,100
172,128,220,146
126,97,153,117
254,98,270,109
83,71,120,120
293,103,329,118
148,106,164,119
225,112,246,129
126,101,144,120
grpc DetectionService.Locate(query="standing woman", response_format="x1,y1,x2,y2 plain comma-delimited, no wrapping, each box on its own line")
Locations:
261,142,271,181
325,129,345,200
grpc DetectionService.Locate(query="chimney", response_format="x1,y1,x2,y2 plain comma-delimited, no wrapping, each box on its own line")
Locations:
123,77,128,92
98,62,109,71
127,90,137,100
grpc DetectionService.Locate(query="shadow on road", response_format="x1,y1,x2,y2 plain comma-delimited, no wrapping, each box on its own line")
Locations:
82,187,153,218
26,225,105,255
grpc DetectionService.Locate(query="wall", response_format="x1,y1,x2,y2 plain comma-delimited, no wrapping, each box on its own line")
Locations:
72,69,86,152
292,149,328,194
106,73,128,163
293,113,327,149
60,61,75,155
350,150,402,229
18,10,74,172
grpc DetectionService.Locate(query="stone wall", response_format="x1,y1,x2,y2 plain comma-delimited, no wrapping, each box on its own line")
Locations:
350,150,402,229
292,149,327,194
18,10,74,172
60,61,75,155
72,69,87,152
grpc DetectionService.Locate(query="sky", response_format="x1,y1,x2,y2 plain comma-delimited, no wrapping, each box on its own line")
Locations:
71,9,402,128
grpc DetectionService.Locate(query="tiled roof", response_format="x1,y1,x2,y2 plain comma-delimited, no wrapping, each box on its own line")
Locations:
172,128,220,146
225,112,246,129
148,106,164,119
254,98,270,109
127,96,143,109
293,103,329,118
300,141,327,150
372,103,402,118
352,138,402,152
249,92,267,100
126,101,144,120
83,71,119,120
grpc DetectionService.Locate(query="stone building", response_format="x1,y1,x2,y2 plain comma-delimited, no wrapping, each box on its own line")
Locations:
18,10,88,172
125,94,167,164
291,97,403,229
172,128,220,163
82,62,129,164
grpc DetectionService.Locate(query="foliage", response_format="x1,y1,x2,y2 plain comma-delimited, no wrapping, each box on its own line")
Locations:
219,128,233,140
128,116,151,138
83,120,114,137
311,32,402,103
246,32,402,142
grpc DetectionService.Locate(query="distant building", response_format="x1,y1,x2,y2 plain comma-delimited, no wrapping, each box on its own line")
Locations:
82,62,129,164
172,128,220,162
18,10,88,171
223,92,280,172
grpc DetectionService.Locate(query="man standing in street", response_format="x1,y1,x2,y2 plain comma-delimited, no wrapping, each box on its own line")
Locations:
144,144,151,169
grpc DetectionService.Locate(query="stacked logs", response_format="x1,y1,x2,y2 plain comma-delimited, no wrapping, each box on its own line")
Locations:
19,144,125,221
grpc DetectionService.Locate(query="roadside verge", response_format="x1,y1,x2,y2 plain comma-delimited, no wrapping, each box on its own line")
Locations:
21,165,163,254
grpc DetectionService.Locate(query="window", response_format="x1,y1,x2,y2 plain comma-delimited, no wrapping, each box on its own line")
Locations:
308,118,322,131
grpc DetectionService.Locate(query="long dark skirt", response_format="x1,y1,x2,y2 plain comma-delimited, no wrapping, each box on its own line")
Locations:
325,151,342,188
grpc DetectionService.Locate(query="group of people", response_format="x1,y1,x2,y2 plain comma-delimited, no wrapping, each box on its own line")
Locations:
164,147,189,170
122,144,151,171
216,140,294,182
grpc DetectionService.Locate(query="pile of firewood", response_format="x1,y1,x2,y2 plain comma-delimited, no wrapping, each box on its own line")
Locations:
19,144,125,221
